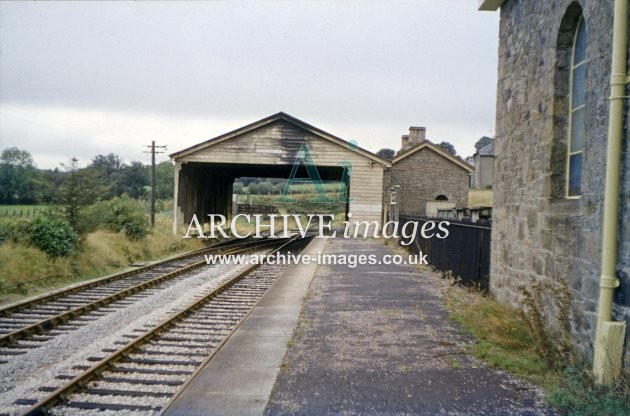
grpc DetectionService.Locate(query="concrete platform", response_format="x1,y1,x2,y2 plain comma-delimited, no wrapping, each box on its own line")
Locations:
162,237,554,416
160,237,327,416
265,237,554,415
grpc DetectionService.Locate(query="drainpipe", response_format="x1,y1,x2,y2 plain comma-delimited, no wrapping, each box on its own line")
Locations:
593,0,628,385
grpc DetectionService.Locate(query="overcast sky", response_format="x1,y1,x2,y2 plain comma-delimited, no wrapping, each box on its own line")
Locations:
0,1,499,169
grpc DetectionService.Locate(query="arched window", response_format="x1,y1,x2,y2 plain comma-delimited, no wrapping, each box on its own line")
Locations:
435,195,448,201
566,16,587,197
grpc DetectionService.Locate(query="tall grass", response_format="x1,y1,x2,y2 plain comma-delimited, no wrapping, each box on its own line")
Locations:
0,216,203,305
446,285,630,415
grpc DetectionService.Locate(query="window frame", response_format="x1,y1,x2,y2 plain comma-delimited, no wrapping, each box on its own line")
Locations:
565,15,587,199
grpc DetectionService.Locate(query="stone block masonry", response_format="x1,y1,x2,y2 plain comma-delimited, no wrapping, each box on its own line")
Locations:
383,128,472,218
490,0,630,371
391,147,469,216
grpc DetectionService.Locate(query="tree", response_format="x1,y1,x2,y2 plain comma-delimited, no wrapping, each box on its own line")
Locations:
91,153,123,178
247,183,259,194
474,136,493,152
118,162,149,199
90,154,150,199
376,148,396,160
437,141,457,156
0,147,41,204
90,153,124,198
257,181,272,195
40,168,65,203
56,158,103,233
232,181,244,194
155,161,174,199
1,147,34,168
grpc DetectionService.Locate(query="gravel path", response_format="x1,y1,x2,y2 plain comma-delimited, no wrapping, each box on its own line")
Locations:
265,238,555,416
0,256,258,415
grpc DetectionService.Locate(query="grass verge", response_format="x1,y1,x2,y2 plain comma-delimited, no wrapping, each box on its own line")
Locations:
0,216,204,305
446,285,630,415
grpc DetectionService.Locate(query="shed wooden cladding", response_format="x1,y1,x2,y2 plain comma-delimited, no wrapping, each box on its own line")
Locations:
170,113,390,235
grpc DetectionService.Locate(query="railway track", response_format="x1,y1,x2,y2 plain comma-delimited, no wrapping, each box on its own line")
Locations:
0,237,287,353
11,235,310,416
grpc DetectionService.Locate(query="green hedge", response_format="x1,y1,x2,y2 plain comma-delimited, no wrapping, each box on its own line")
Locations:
29,217,78,257
83,196,149,240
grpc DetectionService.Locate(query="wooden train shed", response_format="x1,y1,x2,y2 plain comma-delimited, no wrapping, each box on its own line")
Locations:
170,112,390,235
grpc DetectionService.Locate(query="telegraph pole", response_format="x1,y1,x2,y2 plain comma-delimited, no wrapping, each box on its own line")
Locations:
144,141,167,226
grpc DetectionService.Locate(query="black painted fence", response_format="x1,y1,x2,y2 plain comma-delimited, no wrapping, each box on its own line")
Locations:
399,215,491,291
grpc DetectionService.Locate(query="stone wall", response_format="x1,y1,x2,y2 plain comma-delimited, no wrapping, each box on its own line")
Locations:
491,0,629,368
473,155,494,189
387,147,470,217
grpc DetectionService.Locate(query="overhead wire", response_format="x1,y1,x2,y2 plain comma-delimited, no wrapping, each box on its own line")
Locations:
0,103,142,152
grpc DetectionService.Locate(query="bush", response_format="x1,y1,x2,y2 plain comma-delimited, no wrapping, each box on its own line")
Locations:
0,217,31,246
29,217,78,257
84,196,149,240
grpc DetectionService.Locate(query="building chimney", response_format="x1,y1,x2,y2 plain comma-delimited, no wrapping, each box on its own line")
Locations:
401,135,410,150
408,126,426,147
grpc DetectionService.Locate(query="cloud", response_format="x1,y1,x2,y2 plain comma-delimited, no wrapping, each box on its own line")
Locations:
0,1,498,168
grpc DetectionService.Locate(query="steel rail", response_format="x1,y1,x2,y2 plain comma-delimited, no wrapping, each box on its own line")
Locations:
20,235,302,416
0,238,241,294
0,237,288,347
0,237,258,317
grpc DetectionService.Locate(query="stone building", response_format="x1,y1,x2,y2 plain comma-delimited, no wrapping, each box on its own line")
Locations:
481,0,630,379
471,141,494,189
383,127,473,218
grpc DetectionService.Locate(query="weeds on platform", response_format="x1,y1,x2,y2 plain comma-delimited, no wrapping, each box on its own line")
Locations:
446,286,549,383
446,285,630,415
518,279,573,370
547,366,630,416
